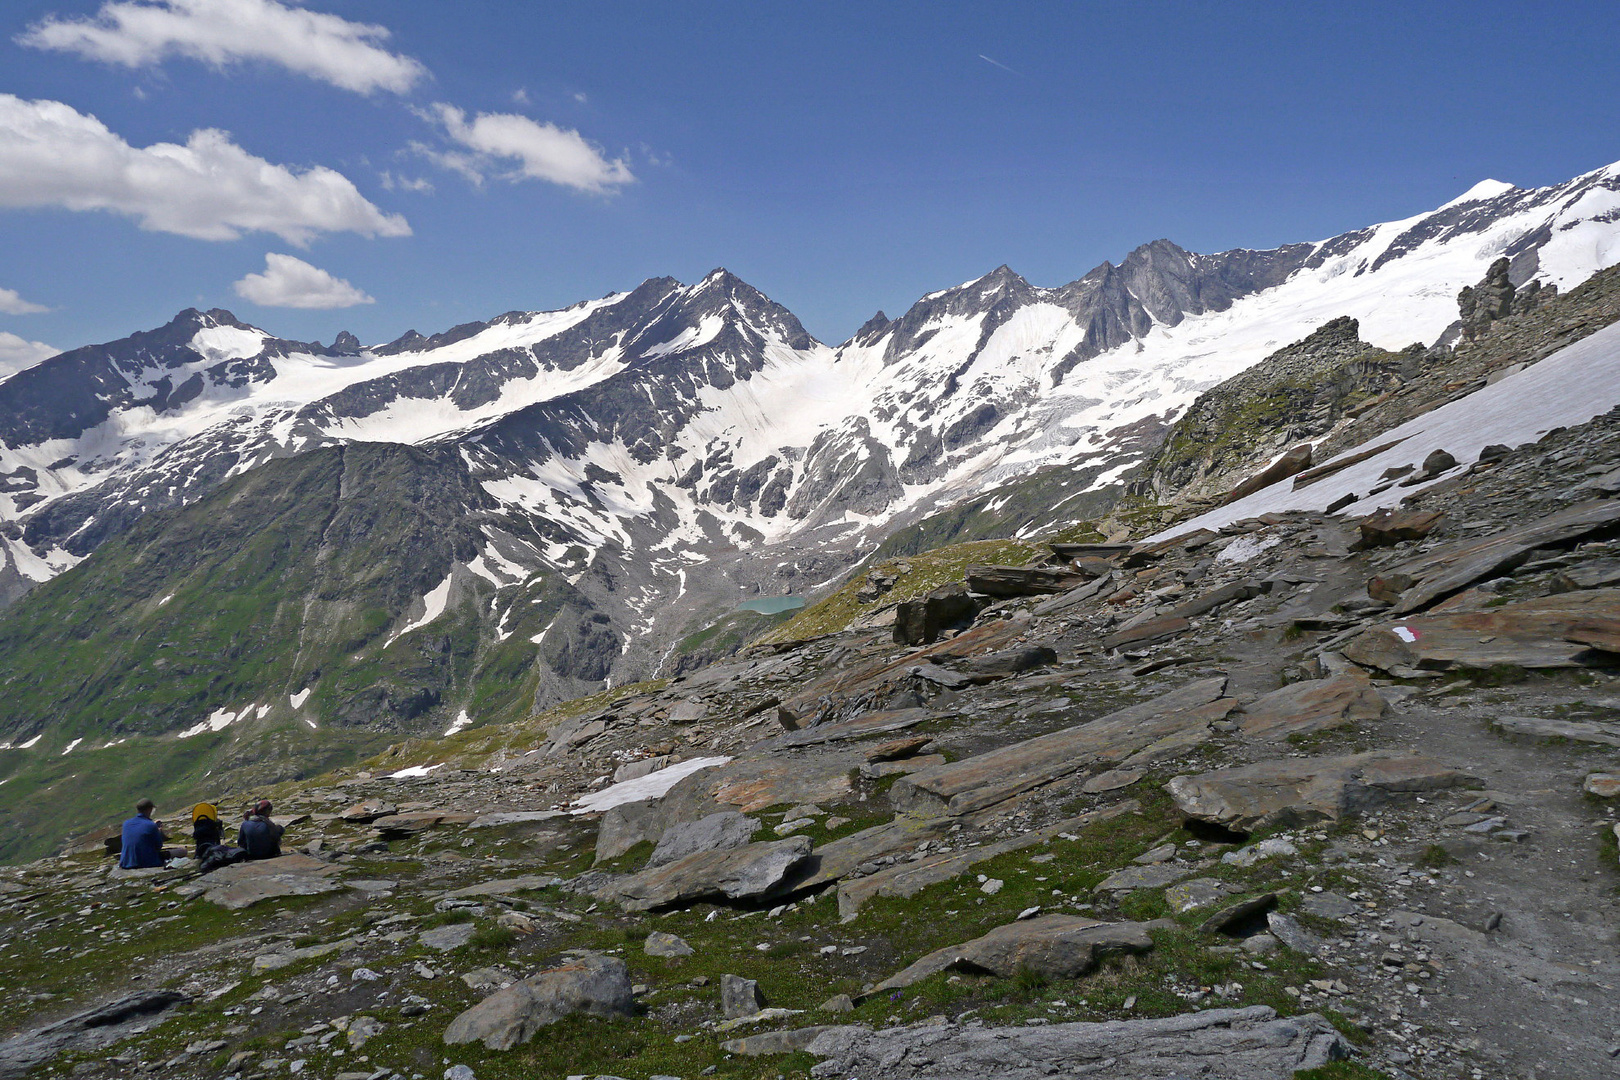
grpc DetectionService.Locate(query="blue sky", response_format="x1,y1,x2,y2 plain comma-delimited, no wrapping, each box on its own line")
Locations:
1,0,1617,367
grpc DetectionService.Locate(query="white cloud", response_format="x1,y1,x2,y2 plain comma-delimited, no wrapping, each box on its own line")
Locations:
0,287,48,315
233,252,373,309
19,0,427,96
0,94,411,244
378,170,433,194
421,103,633,193
0,332,59,378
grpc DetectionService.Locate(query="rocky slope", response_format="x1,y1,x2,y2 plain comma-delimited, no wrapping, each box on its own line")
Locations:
2,255,1620,1079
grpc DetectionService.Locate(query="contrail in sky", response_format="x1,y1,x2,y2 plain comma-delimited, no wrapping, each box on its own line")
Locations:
978,54,1021,75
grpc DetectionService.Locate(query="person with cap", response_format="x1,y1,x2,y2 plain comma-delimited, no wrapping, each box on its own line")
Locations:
237,799,284,861
191,803,224,860
118,799,167,869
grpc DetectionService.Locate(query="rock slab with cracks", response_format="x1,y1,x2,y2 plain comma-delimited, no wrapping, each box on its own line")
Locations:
800,1005,1346,1080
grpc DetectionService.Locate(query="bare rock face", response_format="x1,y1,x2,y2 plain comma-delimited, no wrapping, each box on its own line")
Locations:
801,1006,1347,1079
1167,752,1475,832
592,836,813,912
648,811,759,868
442,954,634,1050
869,915,1154,996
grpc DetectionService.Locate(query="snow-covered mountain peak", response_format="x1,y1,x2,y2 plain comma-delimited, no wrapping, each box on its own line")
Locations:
2,158,1619,694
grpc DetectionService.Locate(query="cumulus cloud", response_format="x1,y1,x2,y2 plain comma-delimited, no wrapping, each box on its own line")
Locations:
0,94,411,244
0,287,48,315
0,332,60,378
233,252,373,309
420,103,633,193
18,0,427,96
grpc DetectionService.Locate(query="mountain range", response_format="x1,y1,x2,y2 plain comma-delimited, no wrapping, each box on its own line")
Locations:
0,158,1617,860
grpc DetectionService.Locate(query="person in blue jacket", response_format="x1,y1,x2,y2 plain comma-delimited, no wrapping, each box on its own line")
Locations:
119,798,167,869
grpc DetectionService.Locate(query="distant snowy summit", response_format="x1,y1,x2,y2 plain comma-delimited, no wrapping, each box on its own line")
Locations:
0,157,1617,653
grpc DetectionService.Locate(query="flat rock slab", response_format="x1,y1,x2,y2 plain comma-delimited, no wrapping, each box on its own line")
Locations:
1381,498,1620,614
441,875,562,899
1165,878,1232,914
1343,589,1620,675
1095,862,1200,893
1301,891,1362,920
1237,675,1386,739
443,955,633,1050
758,709,936,752
201,855,346,910
802,1005,1345,1080
1168,752,1476,832
593,836,812,912
870,915,1153,995
772,815,958,898
723,1026,837,1056
1495,715,1620,748
966,564,1088,597
420,923,477,951
373,811,480,840
892,678,1233,817
837,802,1138,920
1103,615,1192,650
468,811,567,828
662,754,859,821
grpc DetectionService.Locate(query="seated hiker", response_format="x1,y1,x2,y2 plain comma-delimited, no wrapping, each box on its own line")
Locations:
118,798,167,869
237,799,284,860
191,803,223,860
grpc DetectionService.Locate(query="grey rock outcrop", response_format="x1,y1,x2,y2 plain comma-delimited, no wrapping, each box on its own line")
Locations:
442,954,634,1050
648,811,759,868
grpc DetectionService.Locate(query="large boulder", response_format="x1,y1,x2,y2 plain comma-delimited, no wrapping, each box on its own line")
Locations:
1167,752,1475,832
442,955,634,1050
592,836,813,912
894,583,990,646
1353,508,1444,550
649,811,760,867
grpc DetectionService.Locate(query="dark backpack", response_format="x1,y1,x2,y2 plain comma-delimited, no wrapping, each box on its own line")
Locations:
197,843,249,875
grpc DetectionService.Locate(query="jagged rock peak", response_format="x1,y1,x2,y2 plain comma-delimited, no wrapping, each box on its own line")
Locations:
852,311,891,345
